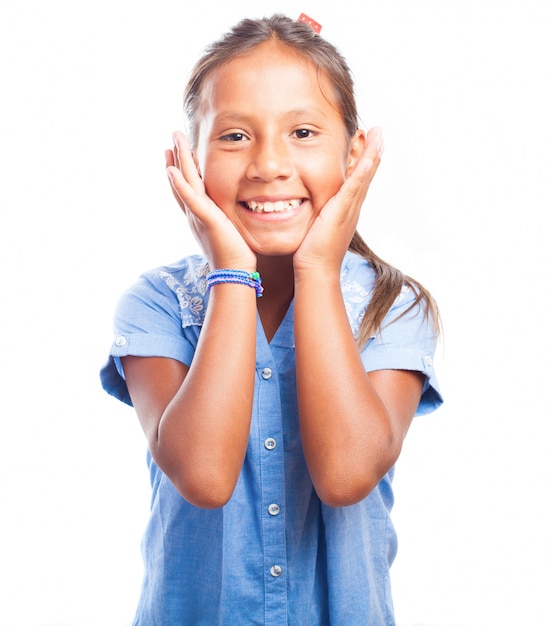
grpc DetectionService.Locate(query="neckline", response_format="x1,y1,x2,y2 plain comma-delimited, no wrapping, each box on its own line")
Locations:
258,298,295,348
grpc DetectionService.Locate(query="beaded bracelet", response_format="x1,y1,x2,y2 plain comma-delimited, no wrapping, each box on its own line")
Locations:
206,269,264,298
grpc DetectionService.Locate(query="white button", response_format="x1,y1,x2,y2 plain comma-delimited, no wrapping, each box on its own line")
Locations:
115,335,127,347
261,367,272,380
264,438,277,450
268,503,280,516
423,355,433,368
270,565,282,577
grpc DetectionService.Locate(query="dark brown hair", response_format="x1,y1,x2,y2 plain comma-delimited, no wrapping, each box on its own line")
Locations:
183,14,439,345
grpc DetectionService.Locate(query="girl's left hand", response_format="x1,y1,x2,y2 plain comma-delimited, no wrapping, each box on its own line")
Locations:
294,127,383,273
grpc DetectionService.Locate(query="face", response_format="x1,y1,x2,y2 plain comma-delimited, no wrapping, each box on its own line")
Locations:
194,40,365,258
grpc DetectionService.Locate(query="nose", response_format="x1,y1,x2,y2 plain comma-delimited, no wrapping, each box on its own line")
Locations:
246,137,293,182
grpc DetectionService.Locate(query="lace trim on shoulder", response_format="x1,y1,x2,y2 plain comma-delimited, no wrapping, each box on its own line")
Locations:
155,255,413,334
340,262,412,339
341,278,372,339
158,260,210,327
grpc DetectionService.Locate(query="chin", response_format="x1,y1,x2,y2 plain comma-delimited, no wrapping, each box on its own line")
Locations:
252,242,302,259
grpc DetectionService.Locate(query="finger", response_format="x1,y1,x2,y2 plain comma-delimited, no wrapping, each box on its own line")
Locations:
166,167,189,214
166,141,214,222
172,136,181,169
366,126,385,159
165,149,175,169
166,140,196,212
341,128,384,201
357,127,383,178
172,132,204,190
171,130,191,170
339,152,375,206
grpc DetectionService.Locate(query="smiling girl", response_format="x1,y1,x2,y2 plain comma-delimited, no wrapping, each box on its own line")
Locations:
101,14,442,625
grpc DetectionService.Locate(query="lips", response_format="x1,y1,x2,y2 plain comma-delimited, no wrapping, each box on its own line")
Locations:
243,199,303,213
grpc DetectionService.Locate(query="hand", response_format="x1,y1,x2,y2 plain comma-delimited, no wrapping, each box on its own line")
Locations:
166,132,256,270
293,127,383,273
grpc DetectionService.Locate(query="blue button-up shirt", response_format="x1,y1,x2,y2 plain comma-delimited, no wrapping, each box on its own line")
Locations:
100,251,442,625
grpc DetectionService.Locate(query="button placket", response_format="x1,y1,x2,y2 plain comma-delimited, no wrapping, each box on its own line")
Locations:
256,356,287,619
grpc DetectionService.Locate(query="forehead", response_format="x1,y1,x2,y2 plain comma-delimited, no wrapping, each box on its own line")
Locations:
198,41,341,122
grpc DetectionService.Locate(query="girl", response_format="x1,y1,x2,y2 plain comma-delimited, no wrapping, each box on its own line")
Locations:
101,14,442,625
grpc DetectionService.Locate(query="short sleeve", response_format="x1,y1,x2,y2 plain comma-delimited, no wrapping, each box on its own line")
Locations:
99,258,207,406
360,285,443,416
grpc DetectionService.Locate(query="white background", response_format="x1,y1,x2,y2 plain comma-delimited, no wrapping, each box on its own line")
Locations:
1,0,549,624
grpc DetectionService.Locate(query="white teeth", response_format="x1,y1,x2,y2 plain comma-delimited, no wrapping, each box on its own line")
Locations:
245,199,301,213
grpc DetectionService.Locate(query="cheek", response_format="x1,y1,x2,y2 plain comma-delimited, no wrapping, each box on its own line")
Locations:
310,157,347,204
204,178,229,208
201,156,237,204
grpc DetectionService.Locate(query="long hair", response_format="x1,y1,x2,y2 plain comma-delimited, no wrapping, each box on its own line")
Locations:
183,14,440,346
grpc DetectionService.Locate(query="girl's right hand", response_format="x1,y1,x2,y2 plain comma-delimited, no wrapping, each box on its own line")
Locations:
166,131,256,271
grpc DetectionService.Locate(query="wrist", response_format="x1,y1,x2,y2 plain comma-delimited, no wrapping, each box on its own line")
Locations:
207,269,264,298
293,248,344,276
293,262,341,284
207,256,256,273
202,246,256,275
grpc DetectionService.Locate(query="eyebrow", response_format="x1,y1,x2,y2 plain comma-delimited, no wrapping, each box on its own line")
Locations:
212,108,329,125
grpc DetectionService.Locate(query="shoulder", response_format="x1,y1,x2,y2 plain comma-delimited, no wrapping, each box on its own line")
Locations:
100,255,209,405
341,249,377,283
340,251,378,338
126,254,210,327
340,251,434,339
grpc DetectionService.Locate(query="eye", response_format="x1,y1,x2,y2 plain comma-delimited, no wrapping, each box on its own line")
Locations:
220,132,248,142
292,128,316,139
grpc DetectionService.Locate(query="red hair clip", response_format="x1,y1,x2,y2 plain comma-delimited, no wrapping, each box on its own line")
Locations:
298,13,322,34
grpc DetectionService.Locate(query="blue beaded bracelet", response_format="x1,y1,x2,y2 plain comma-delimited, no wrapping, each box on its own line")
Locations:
206,269,264,297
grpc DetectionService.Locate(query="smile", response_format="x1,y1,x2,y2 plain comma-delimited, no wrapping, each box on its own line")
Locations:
242,199,303,213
